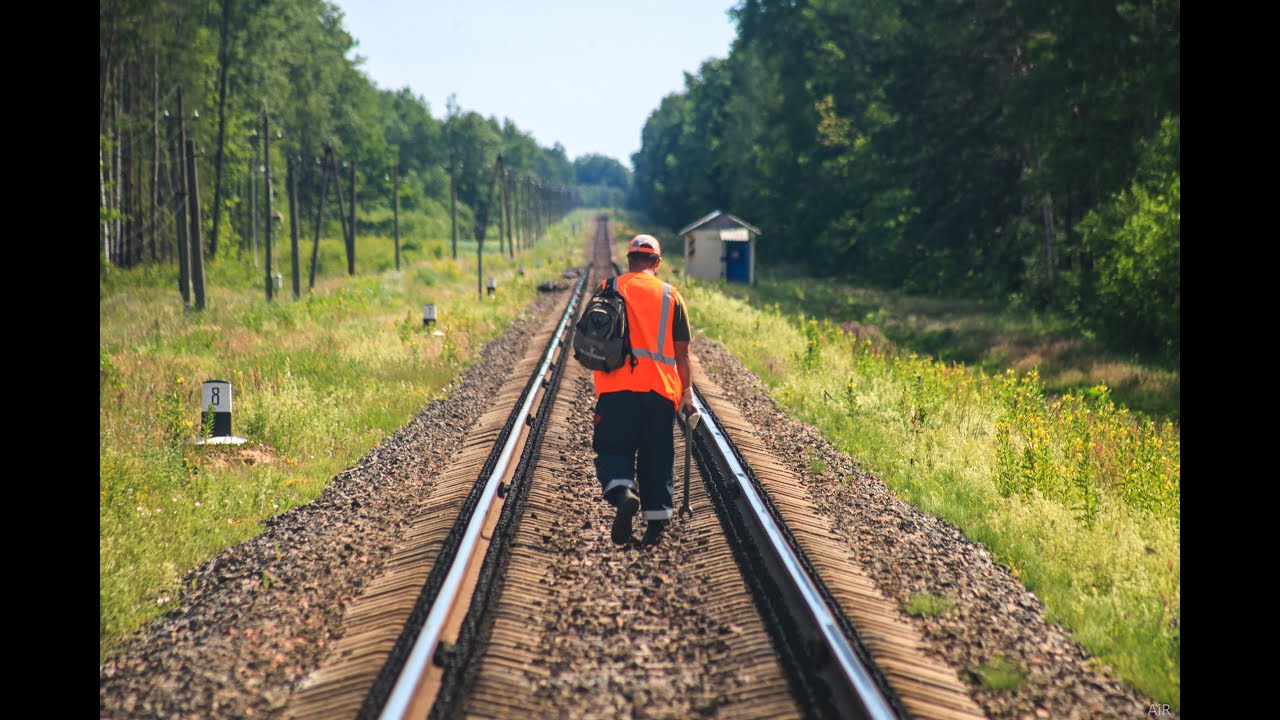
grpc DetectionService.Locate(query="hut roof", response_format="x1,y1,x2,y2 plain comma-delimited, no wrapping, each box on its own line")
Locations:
678,210,762,237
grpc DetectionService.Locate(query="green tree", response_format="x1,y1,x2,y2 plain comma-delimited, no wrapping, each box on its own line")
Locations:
632,0,1179,356
100,0,587,281
1076,116,1179,358
574,153,631,190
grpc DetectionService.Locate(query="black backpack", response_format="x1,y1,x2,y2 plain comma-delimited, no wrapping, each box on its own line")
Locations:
572,277,636,372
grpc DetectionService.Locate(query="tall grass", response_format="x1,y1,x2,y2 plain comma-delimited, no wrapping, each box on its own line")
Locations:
708,266,1180,422
100,210,593,661
681,280,1180,708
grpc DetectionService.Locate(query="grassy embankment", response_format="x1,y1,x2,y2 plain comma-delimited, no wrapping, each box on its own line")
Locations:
100,209,593,661
615,214,1178,708
722,265,1179,422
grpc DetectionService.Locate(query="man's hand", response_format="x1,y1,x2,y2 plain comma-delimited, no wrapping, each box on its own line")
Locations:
679,388,695,418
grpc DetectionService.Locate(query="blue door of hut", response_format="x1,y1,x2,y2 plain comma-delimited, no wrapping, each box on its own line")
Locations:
725,242,750,283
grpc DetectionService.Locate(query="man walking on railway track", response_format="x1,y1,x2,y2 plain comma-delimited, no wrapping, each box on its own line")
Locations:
591,234,695,547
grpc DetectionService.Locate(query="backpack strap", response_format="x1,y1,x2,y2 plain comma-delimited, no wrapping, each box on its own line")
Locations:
611,275,639,371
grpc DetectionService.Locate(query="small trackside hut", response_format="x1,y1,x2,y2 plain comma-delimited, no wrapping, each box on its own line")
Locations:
678,210,761,285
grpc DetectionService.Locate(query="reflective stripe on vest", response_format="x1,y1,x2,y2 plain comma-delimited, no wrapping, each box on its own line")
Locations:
631,282,676,365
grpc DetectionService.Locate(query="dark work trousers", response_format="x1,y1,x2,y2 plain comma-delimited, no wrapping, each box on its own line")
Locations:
592,390,676,522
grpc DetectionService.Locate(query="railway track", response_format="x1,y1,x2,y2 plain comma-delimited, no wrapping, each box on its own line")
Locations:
286,214,986,719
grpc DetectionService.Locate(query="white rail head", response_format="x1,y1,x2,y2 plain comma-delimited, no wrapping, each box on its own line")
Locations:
379,270,589,720
689,389,898,720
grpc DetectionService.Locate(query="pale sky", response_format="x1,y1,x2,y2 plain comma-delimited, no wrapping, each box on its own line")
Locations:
328,0,739,169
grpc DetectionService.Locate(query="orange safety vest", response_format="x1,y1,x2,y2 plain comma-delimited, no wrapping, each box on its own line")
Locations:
593,271,683,410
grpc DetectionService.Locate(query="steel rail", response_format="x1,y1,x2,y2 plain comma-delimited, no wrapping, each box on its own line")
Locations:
378,268,590,720
689,386,900,720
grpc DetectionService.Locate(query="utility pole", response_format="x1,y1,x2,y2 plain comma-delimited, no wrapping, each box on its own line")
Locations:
503,164,514,258
348,158,357,275
496,154,506,256
331,153,352,274
251,127,259,268
289,155,300,299
310,146,331,289
263,110,274,302
172,88,190,307
186,137,207,312
449,149,458,260
393,157,401,271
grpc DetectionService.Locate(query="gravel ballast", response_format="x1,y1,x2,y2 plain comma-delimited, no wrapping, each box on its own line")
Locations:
690,337,1176,720
101,289,1174,720
100,290,568,719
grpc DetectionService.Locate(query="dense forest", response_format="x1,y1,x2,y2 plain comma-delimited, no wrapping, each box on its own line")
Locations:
631,0,1178,359
99,0,633,282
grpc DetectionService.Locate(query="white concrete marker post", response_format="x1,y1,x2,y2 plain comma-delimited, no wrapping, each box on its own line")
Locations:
424,303,444,336
202,380,232,436
487,277,497,295
195,379,247,445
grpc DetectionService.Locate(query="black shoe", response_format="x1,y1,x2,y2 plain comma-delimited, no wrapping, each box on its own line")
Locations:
640,520,666,546
611,490,640,544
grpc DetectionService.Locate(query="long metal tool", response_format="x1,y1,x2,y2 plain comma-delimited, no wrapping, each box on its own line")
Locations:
680,410,701,518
